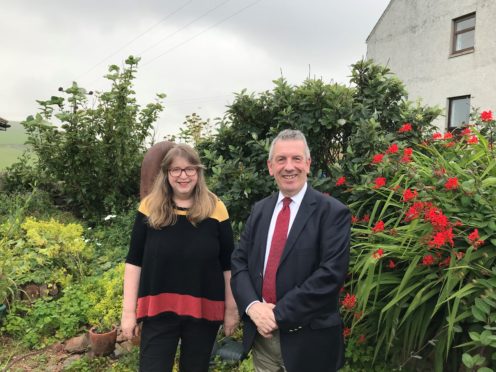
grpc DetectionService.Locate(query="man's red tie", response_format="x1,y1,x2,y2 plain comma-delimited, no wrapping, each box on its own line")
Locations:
262,197,292,304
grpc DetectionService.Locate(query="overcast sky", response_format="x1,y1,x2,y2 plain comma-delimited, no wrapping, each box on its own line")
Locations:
1,0,390,138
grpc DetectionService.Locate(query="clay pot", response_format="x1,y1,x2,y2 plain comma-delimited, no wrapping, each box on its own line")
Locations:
88,326,117,356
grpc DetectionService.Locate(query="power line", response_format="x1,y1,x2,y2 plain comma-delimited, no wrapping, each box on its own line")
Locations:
142,0,264,67
137,0,233,57
76,0,194,81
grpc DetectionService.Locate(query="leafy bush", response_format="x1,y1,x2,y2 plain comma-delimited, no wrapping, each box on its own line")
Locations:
2,217,94,288
86,264,124,332
2,264,124,347
3,56,165,220
339,112,496,370
194,60,440,236
2,280,94,347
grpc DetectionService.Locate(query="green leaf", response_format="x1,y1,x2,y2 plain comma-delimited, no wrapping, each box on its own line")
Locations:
481,177,496,188
462,353,474,368
469,331,481,342
475,298,491,315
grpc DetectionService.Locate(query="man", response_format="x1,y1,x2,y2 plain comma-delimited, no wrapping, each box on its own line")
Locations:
231,129,350,372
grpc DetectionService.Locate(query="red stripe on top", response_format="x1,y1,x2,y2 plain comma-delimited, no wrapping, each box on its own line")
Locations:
137,293,225,321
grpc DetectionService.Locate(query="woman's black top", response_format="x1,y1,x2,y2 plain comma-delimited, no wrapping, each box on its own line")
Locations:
126,198,234,322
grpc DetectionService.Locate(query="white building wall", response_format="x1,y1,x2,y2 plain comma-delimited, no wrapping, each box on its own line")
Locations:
366,0,496,130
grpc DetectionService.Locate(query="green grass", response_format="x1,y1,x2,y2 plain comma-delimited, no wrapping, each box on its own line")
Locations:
0,121,28,170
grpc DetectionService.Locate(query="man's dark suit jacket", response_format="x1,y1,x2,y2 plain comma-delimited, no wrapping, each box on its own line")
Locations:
231,185,351,372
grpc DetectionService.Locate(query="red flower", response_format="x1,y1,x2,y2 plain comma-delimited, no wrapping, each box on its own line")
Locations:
422,255,435,266
400,147,413,163
343,327,351,338
444,142,455,148
398,123,412,133
433,168,446,177
445,177,459,190
428,228,454,249
402,188,418,202
388,259,396,269
424,207,448,230
439,256,451,268
372,153,384,164
461,127,472,136
454,251,465,260
467,135,478,144
468,229,479,242
481,110,493,122
373,177,387,189
341,293,357,310
443,132,453,140
361,214,370,223
386,143,399,154
467,228,483,248
372,221,385,233
433,132,442,140
357,334,366,344
335,176,346,186
372,248,384,259
351,215,359,224
354,311,363,320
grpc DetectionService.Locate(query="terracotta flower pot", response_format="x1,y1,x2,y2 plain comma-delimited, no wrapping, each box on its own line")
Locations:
89,326,117,356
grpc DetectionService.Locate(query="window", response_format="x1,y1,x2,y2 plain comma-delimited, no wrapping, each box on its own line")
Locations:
452,13,475,54
448,96,470,130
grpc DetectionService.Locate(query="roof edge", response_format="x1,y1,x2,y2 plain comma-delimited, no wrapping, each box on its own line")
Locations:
366,0,395,43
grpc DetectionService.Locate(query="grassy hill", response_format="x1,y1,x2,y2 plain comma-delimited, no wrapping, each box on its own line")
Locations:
0,121,29,170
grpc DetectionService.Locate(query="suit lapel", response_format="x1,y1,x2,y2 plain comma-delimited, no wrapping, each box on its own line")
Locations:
279,186,317,266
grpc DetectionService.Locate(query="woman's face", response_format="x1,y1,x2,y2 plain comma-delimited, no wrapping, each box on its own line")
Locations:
167,156,198,200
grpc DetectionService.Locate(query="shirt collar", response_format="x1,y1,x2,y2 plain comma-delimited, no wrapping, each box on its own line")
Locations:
276,182,307,207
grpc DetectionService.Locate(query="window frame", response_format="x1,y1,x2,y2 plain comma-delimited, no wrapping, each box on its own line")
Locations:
447,95,471,131
451,13,476,55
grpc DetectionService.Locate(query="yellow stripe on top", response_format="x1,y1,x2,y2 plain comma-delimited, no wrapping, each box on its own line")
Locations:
138,197,151,217
211,199,229,222
138,197,229,222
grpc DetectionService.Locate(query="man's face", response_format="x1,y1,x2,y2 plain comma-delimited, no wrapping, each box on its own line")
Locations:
267,139,311,197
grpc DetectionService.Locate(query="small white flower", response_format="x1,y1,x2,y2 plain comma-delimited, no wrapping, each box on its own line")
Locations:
96,242,102,246
84,238,90,243
104,214,117,221
87,227,92,230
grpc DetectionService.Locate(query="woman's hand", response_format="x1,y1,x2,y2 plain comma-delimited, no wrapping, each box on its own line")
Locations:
223,305,240,336
121,311,138,340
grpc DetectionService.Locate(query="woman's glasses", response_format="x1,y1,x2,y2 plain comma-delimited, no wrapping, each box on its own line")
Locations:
168,167,197,177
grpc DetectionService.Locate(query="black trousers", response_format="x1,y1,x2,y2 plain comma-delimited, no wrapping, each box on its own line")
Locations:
140,315,220,372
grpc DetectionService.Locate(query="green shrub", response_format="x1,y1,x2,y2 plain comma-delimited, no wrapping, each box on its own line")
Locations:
86,264,124,332
2,217,94,288
340,112,496,370
4,56,165,220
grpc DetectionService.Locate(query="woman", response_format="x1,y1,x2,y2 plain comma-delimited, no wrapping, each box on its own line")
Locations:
121,143,239,372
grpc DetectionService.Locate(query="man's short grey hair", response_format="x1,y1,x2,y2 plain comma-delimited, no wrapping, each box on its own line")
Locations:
268,129,311,160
